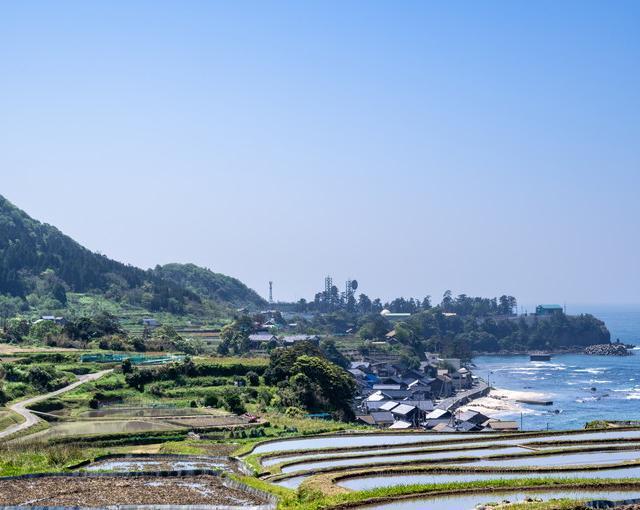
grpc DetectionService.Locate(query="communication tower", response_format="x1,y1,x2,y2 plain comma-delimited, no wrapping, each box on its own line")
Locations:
324,276,333,300
345,279,359,299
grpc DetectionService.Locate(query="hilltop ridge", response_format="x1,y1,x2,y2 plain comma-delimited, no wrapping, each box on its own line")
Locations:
0,195,265,316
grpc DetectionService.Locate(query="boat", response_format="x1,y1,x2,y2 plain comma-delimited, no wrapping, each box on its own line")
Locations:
517,398,554,406
529,353,552,361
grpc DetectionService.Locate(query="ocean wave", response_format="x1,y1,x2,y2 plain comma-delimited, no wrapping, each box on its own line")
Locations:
574,368,606,374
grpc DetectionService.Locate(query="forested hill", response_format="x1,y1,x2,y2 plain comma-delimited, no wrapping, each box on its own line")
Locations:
0,195,264,314
153,264,266,309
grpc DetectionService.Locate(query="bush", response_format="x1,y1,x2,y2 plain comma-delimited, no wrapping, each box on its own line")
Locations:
28,398,64,413
0,385,8,406
121,358,133,374
246,371,260,386
203,393,219,408
222,389,246,415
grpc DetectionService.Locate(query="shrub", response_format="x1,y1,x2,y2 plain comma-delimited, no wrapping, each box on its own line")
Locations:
222,389,246,415
246,371,260,386
203,393,219,408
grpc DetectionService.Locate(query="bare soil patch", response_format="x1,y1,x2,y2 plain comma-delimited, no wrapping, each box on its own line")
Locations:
0,475,266,506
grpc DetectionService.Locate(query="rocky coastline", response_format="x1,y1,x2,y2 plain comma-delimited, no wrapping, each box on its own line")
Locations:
584,343,631,356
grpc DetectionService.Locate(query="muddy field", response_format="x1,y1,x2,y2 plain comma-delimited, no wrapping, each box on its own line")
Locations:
83,455,237,473
0,475,266,506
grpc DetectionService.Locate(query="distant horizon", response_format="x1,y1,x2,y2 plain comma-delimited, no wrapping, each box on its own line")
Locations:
2,2,638,305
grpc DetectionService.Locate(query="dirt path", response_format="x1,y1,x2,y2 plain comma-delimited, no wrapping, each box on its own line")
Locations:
0,369,112,440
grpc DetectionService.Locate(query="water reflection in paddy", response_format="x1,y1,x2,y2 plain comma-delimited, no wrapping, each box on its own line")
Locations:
258,429,640,458
358,490,640,510
274,476,308,489
25,420,178,441
340,465,640,491
280,446,525,473
253,433,492,454
473,449,640,467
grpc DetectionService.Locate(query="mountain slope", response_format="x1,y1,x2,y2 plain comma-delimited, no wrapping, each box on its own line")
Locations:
154,263,267,308
0,195,262,314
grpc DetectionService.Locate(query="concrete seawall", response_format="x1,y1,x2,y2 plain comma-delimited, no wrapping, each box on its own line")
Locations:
436,381,490,412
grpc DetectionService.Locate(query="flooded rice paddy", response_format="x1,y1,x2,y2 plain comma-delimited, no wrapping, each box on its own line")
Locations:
472,448,640,467
26,419,178,441
253,433,493,454
258,428,640,462
358,489,640,510
263,428,640,492
83,456,232,473
339,465,640,490
279,446,526,473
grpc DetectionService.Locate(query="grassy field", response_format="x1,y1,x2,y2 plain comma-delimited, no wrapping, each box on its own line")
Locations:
0,408,24,431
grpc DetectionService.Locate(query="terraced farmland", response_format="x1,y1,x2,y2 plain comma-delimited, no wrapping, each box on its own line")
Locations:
244,427,640,509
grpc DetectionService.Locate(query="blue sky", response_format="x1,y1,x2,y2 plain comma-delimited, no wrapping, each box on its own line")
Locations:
1,1,639,305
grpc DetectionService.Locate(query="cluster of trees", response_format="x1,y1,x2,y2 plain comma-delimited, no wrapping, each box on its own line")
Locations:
1,362,74,394
264,341,356,420
153,263,266,309
357,307,610,360
1,312,125,345
292,288,518,327
0,312,206,356
217,316,255,355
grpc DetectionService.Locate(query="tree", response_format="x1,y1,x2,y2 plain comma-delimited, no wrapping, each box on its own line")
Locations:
4,318,30,342
221,388,246,414
357,315,391,340
357,294,372,314
263,341,323,385
27,365,56,391
441,290,453,311
320,338,349,368
246,371,260,386
29,320,62,341
121,358,133,374
289,355,356,419
498,295,517,315
217,316,252,355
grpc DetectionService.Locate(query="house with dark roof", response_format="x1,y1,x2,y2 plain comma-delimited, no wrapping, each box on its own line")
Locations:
379,401,399,412
456,410,490,425
390,403,418,425
356,411,395,427
248,333,278,349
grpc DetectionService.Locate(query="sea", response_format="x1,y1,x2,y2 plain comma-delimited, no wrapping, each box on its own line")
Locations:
472,305,640,431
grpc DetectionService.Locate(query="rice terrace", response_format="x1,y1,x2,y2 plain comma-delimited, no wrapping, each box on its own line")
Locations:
2,1,640,508
3,352,640,510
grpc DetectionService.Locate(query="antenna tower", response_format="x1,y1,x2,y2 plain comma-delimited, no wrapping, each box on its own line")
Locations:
324,276,333,306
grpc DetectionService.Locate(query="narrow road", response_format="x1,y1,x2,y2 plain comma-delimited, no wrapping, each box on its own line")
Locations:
0,369,112,439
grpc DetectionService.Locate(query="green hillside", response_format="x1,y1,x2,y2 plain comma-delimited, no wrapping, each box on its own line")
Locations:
154,263,266,309
0,195,263,317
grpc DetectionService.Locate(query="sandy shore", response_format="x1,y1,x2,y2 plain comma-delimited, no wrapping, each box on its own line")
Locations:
458,388,551,417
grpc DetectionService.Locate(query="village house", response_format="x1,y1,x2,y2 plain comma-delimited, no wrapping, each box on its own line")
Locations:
248,333,278,349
